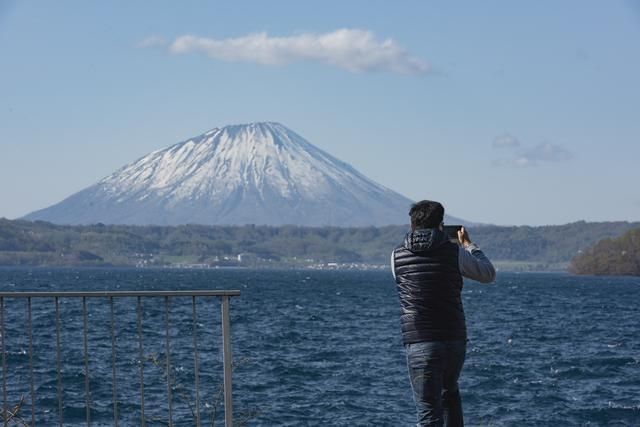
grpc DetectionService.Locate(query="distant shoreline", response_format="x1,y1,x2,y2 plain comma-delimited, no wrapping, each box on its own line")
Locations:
1,218,638,276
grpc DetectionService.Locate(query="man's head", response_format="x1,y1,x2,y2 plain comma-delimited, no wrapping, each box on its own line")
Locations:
409,200,444,230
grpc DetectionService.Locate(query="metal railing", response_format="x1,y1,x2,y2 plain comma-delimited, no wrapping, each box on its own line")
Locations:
0,290,240,426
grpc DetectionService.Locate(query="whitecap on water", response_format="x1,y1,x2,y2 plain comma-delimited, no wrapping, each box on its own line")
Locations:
608,401,640,410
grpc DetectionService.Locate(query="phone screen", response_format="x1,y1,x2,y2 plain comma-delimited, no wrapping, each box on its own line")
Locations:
443,225,462,241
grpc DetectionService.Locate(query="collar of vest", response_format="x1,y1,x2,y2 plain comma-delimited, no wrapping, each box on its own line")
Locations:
403,228,449,253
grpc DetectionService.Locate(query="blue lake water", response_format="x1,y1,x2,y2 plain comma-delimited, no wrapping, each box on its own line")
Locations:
0,268,639,426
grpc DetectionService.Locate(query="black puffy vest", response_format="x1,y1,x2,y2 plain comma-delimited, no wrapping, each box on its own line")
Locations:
393,228,466,344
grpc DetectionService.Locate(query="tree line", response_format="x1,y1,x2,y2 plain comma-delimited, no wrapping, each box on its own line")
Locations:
0,218,638,271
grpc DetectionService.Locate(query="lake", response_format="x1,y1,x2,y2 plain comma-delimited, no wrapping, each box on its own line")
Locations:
0,268,638,426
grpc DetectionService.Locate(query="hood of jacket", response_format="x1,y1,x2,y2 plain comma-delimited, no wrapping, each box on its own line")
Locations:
403,228,450,253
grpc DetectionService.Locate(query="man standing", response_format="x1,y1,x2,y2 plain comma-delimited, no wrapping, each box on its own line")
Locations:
391,200,495,427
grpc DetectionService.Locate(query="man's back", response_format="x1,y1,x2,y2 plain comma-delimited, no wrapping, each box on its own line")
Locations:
393,228,466,344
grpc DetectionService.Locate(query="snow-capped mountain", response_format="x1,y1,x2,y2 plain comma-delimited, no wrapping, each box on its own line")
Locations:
24,122,464,227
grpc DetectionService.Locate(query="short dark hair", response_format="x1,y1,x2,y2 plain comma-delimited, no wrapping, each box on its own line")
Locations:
409,200,444,229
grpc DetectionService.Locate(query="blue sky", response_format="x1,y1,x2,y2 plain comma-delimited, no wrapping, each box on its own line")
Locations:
1,1,639,226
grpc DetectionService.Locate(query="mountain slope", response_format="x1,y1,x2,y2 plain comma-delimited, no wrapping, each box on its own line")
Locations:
24,122,465,227
570,226,640,275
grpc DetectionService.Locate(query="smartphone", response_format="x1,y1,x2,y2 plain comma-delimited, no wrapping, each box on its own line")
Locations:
443,225,462,242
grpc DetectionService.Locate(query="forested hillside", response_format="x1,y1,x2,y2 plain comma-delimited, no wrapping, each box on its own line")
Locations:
0,218,638,270
570,227,640,276
469,221,638,268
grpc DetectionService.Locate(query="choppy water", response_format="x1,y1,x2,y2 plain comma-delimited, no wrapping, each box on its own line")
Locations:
0,268,638,426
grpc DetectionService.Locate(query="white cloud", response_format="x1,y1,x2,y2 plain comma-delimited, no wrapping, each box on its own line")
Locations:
492,133,520,148
513,156,534,167
141,29,429,74
136,35,168,49
523,143,573,163
493,140,573,168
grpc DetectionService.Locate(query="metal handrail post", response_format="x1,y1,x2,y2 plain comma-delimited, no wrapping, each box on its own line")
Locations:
1,297,7,427
136,297,146,427
82,297,91,426
55,297,63,426
191,297,201,427
27,298,36,426
221,296,233,427
109,297,119,427
164,296,173,427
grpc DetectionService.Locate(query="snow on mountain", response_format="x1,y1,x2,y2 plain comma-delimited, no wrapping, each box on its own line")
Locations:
24,122,465,227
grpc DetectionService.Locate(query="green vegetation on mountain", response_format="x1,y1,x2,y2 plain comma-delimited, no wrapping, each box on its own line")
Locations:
0,218,638,270
570,227,640,276
468,221,639,270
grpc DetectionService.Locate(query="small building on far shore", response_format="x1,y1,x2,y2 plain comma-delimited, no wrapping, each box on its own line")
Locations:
237,252,257,263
